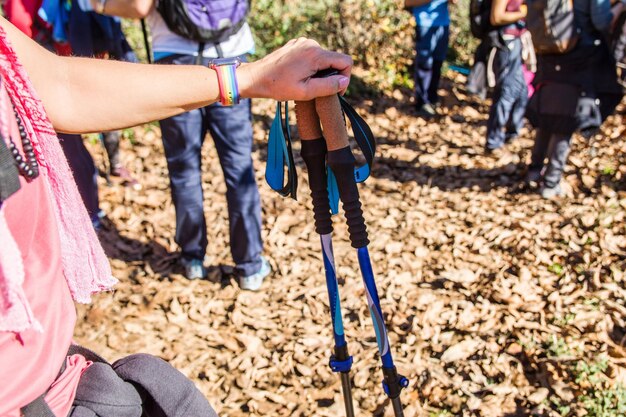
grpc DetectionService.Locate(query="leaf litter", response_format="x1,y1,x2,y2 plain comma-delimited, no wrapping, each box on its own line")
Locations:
75,77,626,416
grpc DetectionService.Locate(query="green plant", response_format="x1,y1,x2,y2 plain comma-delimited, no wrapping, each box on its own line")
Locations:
545,335,572,357
602,166,616,176
549,263,565,275
575,358,609,386
429,409,454,417
580,384,626,417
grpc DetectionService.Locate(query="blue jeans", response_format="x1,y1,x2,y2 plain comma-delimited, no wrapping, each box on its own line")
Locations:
59,134,100,226
485,38,528,150
157,54,263,277
414,25,449,106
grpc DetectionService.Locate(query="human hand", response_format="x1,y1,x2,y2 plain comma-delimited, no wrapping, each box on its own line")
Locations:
237,38,353,101
519,4,527,17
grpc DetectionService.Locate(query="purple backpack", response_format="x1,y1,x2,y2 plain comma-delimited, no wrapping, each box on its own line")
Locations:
156,0,248,44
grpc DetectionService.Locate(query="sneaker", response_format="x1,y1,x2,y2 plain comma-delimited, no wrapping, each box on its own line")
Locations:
540,183,564,199
239,256,271,291
416,103,437,118
181,257,207,280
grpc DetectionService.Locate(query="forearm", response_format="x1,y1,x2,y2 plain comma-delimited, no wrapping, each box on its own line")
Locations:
491,0,526,26
94,0,154,19
1,17,352,134
49,58,222,133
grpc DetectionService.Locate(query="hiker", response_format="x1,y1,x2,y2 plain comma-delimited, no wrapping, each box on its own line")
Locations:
525,0,624,198
405,0,453,117
484,0,528,154
99,0,271,286
0,15,352,416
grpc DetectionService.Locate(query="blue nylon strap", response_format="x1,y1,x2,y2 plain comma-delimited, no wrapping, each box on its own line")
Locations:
265,95,376,209
265,102,297,199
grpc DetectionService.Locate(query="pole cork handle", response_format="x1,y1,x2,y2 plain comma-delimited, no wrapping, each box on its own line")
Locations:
315,95,349,151
314,95,369,249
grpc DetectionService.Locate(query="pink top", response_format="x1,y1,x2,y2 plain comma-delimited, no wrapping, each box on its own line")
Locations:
0,89,91,414
0,152,88,416
0,28,94,417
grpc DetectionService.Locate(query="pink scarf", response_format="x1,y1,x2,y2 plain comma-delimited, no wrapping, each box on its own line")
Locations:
0,26,117,333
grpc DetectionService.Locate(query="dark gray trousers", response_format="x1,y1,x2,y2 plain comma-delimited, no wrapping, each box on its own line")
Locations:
529,128,572,188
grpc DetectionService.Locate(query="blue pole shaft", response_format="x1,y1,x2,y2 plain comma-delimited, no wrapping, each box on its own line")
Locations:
321,234,347,349
357,247,394,368
320,234,355,417
358,246,406,417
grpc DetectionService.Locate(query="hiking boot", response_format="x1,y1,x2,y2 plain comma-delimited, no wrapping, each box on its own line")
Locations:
416,103,437,118
239,256,271,291
540,183,564,199
181,257,207,280
110,166,141,190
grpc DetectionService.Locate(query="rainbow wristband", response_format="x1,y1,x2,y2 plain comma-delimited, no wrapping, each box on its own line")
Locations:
209,58,241,106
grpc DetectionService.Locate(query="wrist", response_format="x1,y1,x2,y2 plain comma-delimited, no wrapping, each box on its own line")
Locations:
208,57,242,105
236,62,262,99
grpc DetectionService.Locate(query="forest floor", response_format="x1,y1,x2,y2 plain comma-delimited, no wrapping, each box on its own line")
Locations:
75,72,626,417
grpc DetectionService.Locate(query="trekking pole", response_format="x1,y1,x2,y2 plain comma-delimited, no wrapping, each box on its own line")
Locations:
140,19,152,64
295,100,355,417
314,94,408,417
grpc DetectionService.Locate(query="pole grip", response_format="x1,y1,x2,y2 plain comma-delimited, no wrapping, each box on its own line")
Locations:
294,100,323,140
327,147,369,248
315,95,349,151
295,101,332,235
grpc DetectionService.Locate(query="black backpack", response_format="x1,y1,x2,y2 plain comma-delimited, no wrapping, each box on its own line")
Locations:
611,10,626,90
470,0,494,39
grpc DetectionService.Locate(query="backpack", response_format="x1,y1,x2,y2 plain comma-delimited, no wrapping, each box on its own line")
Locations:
156,0,249,45
611,10,626,90
526,0,579,55
469,0,493,39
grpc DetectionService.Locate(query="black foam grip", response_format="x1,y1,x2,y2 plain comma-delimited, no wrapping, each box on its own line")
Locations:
301,138,333,235
327,147,369,248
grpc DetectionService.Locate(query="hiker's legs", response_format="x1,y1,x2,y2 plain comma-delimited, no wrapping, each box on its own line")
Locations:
206,99,263,277
101,131,121,170
543,132,571,188
58,133,100,226
160,107,208,262
427,26,449,105
505,67,528,137
414,25,437,107
529,128,552,175
486,39,524,150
